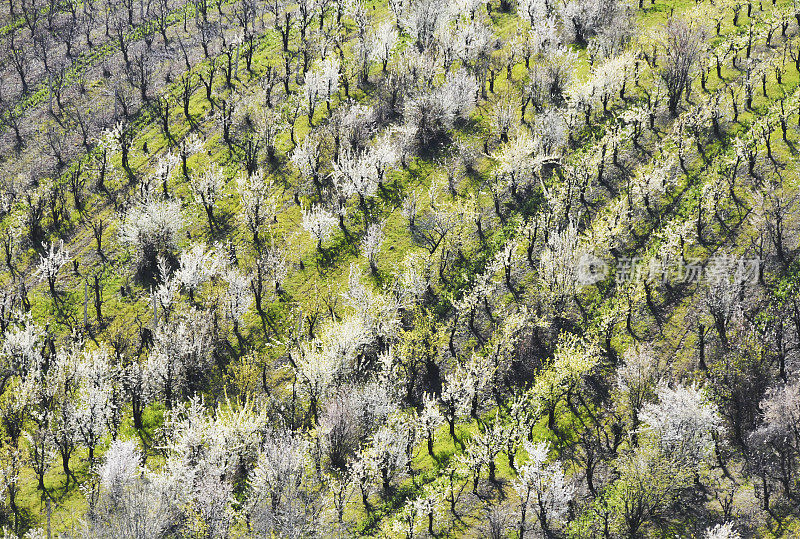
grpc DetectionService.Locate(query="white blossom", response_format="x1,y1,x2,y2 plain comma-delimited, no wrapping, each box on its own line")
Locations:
34,241,70,297
639,383,721,466
175,244,222,296
224,268,253,325
302,204,338,249
2,316,44,375
237,169,280,245
361,221,385,271
514,441,574,532
369,22,398,70
95,439,177,537
704,523,741,539
119,199,183,273
304,57,340,117
248,430,316,536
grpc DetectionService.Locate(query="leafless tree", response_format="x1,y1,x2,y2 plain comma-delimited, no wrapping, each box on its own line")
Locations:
660,18,702,116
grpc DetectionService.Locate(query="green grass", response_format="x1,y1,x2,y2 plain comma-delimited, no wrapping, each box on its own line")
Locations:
3,0,800,535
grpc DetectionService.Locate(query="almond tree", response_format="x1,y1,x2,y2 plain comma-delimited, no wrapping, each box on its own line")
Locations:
237,169,279,248
367,414,415,495
639,383,721,469
254,107,286,165
105,121,134,176
189,163,225,233
513,440,574,539
180,134,205,180
348,0,374,84
660,18,702,115
92,440,175,537
304,57,340,122
343,266,405,346
703,267,745,348
538,222,582,304
223,268,253,346
704,523,741,539
531,333,600,435
334,103,377,154
296,0,318,42
145,309,215,409
614,345,662,440
296,315,371,422
0,381,31,451
0,443,25,533
492,133,536,202
318,380,394,472
362,221,385,273
323,471,354,527
122,361,148,431
49,346,81,486
153,258,181,322
466,413,506,484
445,353,494,429
367,131,400,189
414,487,442,536
290,132,324,193
345,448,376,509
153,152,179,199
440,361,470,448
34,240,70,302
418,392,443,458
2,317,44,382
748,380,800,517
517,0,551,29
174,243,222,301
402,72,477,147
158,398,266,535
401,0,446,51
302,204,338,251
75,349,113,464
560,0,625,47
251,244,289,331
119,198,183,278
392,498,420,538
26,419,54,501
267,0,294,52
0,225,21,278
247,431,320,536
440,17,494,74
370,22,398,72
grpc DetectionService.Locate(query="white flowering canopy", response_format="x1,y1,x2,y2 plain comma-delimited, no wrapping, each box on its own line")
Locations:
639,383,721,466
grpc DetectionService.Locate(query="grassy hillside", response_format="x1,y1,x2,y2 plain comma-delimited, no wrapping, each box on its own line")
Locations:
0,0,799,536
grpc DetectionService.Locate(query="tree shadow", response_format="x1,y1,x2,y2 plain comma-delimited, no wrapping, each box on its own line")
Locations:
315,235,358,272
377,178,403,208
208,209,237,242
